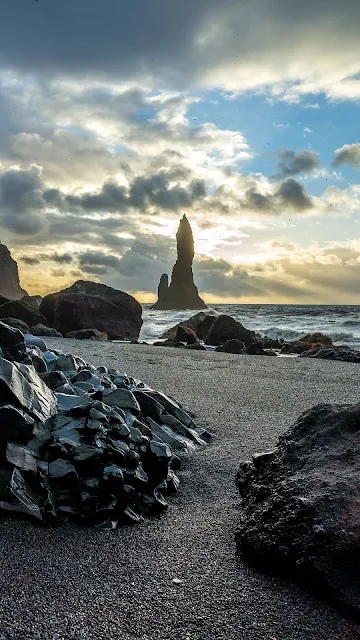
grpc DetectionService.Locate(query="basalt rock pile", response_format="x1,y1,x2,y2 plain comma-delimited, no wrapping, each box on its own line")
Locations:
0,321,210,527
235,402,360,617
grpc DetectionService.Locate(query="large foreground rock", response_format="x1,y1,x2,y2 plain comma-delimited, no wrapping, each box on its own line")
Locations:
0,321,210,527
152,215,207,310
236,402,360,617
40,280,142,340
0,243,28,299
161,311,216,340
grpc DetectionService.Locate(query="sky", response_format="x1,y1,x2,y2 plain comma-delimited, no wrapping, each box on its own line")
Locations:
1,0,360,303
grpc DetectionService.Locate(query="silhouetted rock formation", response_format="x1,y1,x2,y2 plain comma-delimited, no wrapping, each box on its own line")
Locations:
40,280,143,340
152,215,207,310
0,243,28,300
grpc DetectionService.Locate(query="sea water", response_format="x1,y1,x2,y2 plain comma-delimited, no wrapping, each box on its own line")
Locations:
140,304,360,349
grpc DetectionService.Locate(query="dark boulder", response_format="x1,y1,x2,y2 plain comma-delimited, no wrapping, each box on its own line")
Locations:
185,343,206,350
0,300,48,328
245,342,268,356
259,337,283,350
281,333,333,355
236,402,360,617
300,345,360,363
40,280,142,340
65,328,108,340
1,317,29,333
0,321,28,363
203,315,256,347
153,339,184,348
161,311,216,341
30,324,63,337
173,325,198,345
152,215,207,310
216,339,245,354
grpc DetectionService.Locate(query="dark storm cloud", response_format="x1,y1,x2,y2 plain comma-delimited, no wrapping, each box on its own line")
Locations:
272,150,320,179
333,144,360,169
1,0,360,97
44,174,206,215
20,252,74,265
275,179,313,211
243,178,313,213
0,165,47,235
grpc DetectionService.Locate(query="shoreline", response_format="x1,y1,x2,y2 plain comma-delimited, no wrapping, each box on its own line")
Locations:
1,339,359,639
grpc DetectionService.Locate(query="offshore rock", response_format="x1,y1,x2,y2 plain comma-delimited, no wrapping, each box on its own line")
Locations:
236,402,360,617
40,280,142,340
161,311,216,340
204,315,256,347
151,215,207,310
0,243,28,300
0,323,210,527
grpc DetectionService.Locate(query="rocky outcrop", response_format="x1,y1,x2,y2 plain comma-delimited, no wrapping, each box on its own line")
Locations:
0,243,28,300
236,402,360,617
0,321,210,527
281,333,333,355
0,300,48,327
30,324,63,338
300,345,360,363
161,311,216,340
40,280,142,340
204,315,256,347
151,215,207,310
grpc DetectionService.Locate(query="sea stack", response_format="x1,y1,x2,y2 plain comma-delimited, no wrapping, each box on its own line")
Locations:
0,242,28,300
152,215,207,310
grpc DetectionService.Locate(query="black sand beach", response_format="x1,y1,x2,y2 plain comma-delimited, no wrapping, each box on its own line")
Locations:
0,340,359,640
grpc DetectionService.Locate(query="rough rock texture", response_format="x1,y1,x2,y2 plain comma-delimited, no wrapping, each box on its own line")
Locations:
22,295,43,310
300,345,360,363
0,300,48,327
0,322,210,527
161,311,216,340
40,280,142,340
30,324,63,338
215,339,245,354
282,333,333,355
65,329,108,340
0,243,28,300
151,215,207,310
204,314,256,347
236,402,360,617
1,317,29,332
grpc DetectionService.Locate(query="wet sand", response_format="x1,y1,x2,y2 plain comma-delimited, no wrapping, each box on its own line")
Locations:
0,340,359,640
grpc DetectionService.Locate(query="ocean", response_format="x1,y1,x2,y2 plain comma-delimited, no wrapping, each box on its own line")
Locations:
140,304,360,349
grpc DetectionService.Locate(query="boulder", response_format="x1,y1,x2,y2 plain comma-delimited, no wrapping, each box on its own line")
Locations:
300,345,360,363
245,342,268,356
40,280,142,340
173,326,198,345
153,339,184,348
21,295,43,310
1,317,29,333
0,300,48,327
30,324,63,337
215,339,245,354
161,311,216,340
0,243,28,300
65,329,108,340
203,315,256,347
152,215,207,310
259,337,283,350
281,333,333,355
236,402,360,617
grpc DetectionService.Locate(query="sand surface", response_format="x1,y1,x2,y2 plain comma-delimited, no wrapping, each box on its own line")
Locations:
1,340,360,640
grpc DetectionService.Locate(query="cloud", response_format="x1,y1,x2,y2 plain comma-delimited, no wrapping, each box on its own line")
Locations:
0,164,47,235
333,143,360,169
272,149,320,179
20,252,74,265
1,0,360,102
